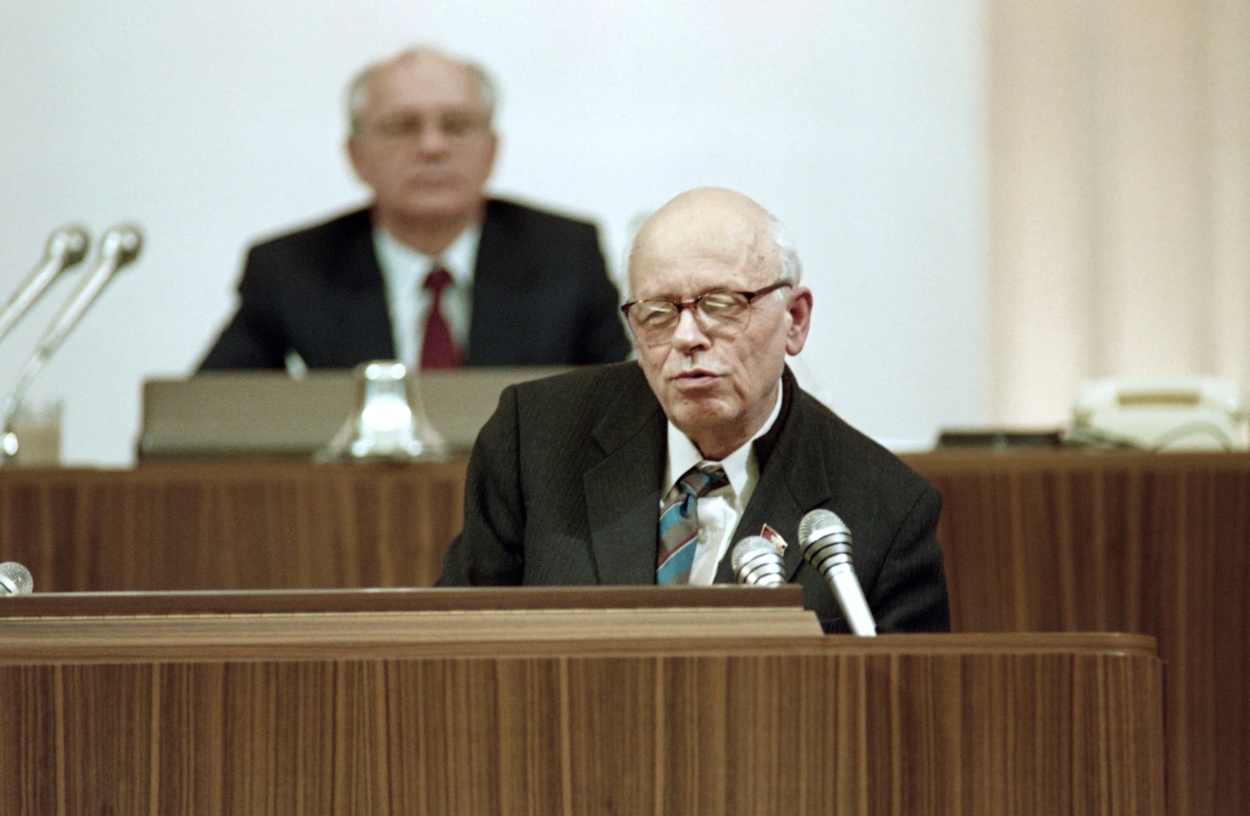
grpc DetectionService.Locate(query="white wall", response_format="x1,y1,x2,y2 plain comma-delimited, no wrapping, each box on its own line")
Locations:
0,1,988,466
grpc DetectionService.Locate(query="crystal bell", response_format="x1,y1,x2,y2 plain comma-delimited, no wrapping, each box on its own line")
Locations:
315,360,448,462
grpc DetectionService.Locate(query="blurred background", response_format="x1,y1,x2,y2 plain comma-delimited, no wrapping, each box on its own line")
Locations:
1,1,1246,466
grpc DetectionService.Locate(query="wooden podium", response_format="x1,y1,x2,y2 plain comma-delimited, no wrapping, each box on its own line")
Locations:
0,588,1164,816
3,453,1244,815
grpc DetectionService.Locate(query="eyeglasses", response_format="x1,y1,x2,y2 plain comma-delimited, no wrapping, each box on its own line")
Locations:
621,282,792,346
363,110,489,142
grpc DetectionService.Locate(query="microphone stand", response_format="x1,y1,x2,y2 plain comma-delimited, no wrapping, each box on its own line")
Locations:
2,225,142,466
0,225,90,346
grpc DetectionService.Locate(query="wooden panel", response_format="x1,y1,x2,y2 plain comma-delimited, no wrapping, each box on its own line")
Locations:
0,451,1242,816
0,459,467,591
0,601,825,661
906,449,1250,816
0,627,1164,816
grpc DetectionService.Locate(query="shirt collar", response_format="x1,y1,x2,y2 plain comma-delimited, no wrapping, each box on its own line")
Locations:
664,379,785,497
373,221,481,286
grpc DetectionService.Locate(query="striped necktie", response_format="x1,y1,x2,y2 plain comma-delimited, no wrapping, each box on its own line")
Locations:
656,464,730,585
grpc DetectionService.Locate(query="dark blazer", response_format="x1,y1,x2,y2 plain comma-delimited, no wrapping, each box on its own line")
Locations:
437,363,951,634
198,199,631,369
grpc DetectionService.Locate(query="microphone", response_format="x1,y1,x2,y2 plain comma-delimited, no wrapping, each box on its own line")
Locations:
0,225,91,346
1,224,143,464
27,224,142,359
798,509,877,636
731,535,786,587
0,561,34,595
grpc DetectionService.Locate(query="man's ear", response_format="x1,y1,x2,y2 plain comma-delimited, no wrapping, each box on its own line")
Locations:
345,136,368,184
785,286,813,356
485,131,500,173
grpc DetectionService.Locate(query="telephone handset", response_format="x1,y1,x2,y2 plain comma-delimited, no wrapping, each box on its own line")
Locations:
1069,378,1249,451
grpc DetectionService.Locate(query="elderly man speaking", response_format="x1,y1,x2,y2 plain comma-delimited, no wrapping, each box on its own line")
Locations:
437,187,949,634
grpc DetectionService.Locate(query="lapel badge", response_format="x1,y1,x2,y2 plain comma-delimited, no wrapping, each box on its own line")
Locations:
759,523,788,554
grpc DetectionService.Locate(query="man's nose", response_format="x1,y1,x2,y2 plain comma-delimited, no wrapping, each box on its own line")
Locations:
669,306,710,352
416,125,452,153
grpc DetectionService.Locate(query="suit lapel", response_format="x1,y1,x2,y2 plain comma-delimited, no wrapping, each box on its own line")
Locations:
714,390,832,583
583,369,666,584
466,202,498,364
466,199,521,365
334,212,396,360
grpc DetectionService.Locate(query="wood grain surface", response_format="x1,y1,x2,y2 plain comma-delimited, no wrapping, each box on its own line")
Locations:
0,613,1163,816
2,450,1243,815
906,449,1250,816
0,459,467,590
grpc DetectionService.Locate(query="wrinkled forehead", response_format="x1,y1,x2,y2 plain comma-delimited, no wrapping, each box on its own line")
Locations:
628,204,779,298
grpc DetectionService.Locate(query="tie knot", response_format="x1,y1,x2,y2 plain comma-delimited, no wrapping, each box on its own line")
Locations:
423,266,452,295
678,464,729,499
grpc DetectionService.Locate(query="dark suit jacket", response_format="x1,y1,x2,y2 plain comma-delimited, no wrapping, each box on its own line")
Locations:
437,363,951,634
198,199,631,369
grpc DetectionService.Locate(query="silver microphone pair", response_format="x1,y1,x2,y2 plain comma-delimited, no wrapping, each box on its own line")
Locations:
1,224,143,464
731,508,877,636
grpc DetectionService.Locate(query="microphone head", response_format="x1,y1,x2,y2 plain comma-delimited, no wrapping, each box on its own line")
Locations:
98,224,144,268
46,225,90,268
0,561,34,595
798,508,853,577
798,508,849,548
731,535,786,587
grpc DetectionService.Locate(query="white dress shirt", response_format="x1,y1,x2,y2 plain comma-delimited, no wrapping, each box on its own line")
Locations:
373,224,480,368
661,381,784,585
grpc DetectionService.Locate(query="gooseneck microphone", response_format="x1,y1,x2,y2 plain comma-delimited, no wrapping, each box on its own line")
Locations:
1,224,143,464
731,535,786,587
798,509,877,636
0,561,34,595
25,224,142,361
0,225,91,346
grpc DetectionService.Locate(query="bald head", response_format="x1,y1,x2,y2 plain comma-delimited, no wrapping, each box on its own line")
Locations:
344,46,500,254
628,187,799,298
624,187,813,460
347,47,497,136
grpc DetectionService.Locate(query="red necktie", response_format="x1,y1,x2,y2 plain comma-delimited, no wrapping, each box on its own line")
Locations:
420,266,460,370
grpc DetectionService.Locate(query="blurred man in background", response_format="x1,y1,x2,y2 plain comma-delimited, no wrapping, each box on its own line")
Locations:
199,46,629,372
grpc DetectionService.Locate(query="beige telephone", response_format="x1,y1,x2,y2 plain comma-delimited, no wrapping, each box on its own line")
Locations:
1069,377,1249,451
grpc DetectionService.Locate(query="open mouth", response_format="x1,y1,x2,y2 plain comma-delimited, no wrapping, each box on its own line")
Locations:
673,368,721,385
